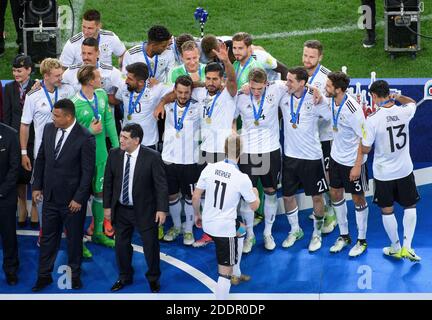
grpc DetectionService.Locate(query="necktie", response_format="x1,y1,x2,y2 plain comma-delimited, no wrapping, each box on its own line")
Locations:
122,154,131,204
54,129,66,159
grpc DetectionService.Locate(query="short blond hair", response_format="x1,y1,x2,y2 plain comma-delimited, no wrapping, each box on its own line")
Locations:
40,58,63,76
181,40,199,54
224,133,242,160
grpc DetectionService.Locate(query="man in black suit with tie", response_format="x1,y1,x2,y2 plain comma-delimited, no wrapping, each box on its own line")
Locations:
2,54,39,227
31,99,95,291
0,122,20,285
103,123,168,293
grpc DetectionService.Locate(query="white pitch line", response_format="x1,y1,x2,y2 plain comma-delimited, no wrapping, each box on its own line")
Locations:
122,13,432,47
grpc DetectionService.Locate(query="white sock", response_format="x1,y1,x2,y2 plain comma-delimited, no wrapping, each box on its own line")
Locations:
169,198,182,229
286,207,300,232
382,213,401,250
240,200,255,238
313,213,324,237
216,276,231,300
183,199,194,233
333,199,349,235
403,208,417,249
355,203,369,240
233,237,244,277
263,193,277,236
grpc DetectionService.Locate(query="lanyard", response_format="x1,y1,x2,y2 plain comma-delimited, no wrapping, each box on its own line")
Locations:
224,158,239,169
308,63,321,85
249,88,266,122
128,83,147,117
174,100,191,132
41,80,58,111
290,88,308,125
378,98,395,107
205,90,221,119
80,90,99,120
331,94,347,131
235,56,252,81
142,42,158,78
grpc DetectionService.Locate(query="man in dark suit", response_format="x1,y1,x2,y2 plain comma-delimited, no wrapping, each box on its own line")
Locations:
0,122,20,285
31,99,95,291
103,123,168,293
2,54,39,227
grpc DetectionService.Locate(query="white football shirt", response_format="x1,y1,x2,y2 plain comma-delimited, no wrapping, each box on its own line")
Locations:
60,30,126,67
121,42,176,83
21,84,75,157
235,81,286,154
329,94,368,167
115,81,173,147
197,160,257,237
161,99,201,164
363,103,416,181
280,88,332,160
192,87,236,153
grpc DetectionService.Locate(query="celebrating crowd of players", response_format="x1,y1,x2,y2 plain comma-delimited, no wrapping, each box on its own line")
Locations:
0,8,421,295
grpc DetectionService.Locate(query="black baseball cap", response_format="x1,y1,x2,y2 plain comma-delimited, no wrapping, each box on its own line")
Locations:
12,54,33,68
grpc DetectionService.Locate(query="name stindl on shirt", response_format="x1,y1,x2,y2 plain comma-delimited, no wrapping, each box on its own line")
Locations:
215,169,231,179
386,115,400,122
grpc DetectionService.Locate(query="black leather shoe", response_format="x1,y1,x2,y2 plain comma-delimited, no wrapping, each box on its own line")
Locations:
6,273,18,286
72,277,82,289
110,279,132,292
32,277,53,292
17,220,28,228
30,221,39,229
149,280,160,293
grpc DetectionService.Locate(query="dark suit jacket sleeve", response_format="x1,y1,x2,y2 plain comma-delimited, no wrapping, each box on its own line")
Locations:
0,129,19,198
73,133,95,205
151,153,169,213
32,125,47,191
103,148,115,209
3,84,12,126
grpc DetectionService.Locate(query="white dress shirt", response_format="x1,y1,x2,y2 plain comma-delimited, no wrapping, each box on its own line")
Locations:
54,119,76,157
120,146,139,205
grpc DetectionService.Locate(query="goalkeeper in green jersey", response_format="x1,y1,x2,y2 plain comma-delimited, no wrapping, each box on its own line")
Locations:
72,64,119,256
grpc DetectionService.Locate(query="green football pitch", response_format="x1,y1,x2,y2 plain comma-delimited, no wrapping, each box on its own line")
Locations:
1,0,431,79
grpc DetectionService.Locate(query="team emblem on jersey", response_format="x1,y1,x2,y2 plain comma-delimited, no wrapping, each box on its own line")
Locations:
84,110,89,116
315,82,322,89
305,102,312,111
265,94,275,104
246,104,252,109
143,92,150,100
100,43,109,53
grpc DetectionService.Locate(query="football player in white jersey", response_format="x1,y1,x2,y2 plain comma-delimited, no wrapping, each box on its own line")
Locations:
302,40,337,234
362,80,420,261
279,67,332,252
115,62,172,149
325,72,369,257
60,9,126,68
20,58,75,245
191,45,237,249
161,75,201,246
62,38,123,103
121,25,175,84
192,134,260,300
235,68,287,252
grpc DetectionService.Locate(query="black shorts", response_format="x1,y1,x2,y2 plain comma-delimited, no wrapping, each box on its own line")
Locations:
238,149,281,190
165,163,201,198
320,140,331,172
212,235,237,266
282,156,328,197
329,157,369,194
373,172,420,208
